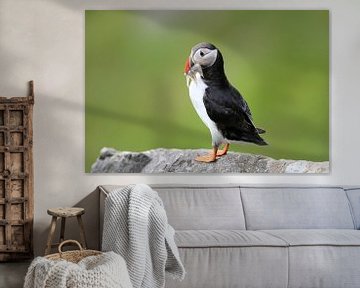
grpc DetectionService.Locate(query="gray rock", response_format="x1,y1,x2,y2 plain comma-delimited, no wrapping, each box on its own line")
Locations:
91,147,151,173
91,147,329,174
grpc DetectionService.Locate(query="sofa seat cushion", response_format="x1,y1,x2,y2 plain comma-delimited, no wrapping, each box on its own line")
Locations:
260,230,360,288
262,229,360,246
175,230,288,248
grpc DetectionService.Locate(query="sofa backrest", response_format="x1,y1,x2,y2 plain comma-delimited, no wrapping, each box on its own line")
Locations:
100,185,358,232
240,187,355,230
153,186,246,230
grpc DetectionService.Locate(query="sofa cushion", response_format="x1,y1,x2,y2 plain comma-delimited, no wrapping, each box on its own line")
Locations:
154,186,246,230
287,246,360,288
165,246,288,288
175,230,288,248
262,229,360,246
345,188,360,229
241,187,355,230
100,185,246,230
257,230,360,288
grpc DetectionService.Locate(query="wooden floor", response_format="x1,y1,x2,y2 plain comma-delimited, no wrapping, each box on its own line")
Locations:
0,261,30,288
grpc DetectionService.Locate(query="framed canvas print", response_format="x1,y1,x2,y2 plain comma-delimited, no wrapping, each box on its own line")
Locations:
85,10,329,174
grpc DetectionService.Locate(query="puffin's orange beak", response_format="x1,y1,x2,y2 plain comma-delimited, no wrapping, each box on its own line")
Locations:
184,57,191,74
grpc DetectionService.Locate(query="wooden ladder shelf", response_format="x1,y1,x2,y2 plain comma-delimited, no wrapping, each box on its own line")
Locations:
0,81,34,261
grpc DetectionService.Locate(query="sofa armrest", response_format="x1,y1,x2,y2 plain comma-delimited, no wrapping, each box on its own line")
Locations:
99,186,109,250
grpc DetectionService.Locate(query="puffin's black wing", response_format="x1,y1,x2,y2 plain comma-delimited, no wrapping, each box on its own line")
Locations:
237,92,266,135
203,85,267,145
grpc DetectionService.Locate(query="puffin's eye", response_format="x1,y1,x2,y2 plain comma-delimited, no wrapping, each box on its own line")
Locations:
200,51,205,57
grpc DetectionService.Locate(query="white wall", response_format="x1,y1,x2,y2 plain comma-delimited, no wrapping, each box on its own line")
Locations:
0,0,359,256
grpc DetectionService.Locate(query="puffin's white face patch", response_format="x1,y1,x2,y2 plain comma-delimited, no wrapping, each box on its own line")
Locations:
193,48,218,68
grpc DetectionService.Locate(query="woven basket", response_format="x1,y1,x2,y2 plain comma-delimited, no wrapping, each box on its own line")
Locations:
45,240,102,263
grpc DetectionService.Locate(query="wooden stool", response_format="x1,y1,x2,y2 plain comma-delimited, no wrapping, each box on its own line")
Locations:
45,207,87,255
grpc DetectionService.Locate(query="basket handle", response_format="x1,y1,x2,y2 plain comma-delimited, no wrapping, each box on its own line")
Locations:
58,240,83,255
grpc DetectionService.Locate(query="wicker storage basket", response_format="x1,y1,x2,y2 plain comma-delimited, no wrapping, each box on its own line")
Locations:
45,239,102,263
25,239,133,288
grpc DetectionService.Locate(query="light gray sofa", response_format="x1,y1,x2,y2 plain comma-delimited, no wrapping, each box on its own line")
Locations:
99,185,360,288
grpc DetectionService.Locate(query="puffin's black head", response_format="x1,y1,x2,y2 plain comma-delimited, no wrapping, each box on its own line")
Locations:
184,42,227,84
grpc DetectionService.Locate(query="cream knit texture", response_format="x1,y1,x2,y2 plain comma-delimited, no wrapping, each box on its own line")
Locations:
24,251,133,288
102,184,185,288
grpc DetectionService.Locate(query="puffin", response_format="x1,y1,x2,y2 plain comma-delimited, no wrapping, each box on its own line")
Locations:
184,42,267,163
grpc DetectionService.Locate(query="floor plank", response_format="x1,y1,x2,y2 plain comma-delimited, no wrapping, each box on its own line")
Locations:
0,261,30,288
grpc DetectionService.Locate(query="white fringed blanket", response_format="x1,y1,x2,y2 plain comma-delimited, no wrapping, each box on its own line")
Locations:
102,184,185,288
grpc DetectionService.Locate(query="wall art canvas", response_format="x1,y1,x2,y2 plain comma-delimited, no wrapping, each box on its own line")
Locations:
85,10,329,174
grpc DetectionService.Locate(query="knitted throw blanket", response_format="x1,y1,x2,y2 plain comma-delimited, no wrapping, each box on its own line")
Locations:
102,184,185,288
24,251,133,288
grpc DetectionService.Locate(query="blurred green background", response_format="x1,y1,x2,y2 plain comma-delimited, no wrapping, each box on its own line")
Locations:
85,10,329,172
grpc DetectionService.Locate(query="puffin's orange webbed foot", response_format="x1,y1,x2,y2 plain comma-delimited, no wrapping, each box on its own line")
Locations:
195,147,218,163
216,143,230,157
195,154,217,163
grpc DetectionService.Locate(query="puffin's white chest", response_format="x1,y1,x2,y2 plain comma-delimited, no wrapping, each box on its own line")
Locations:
188,74,224,145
